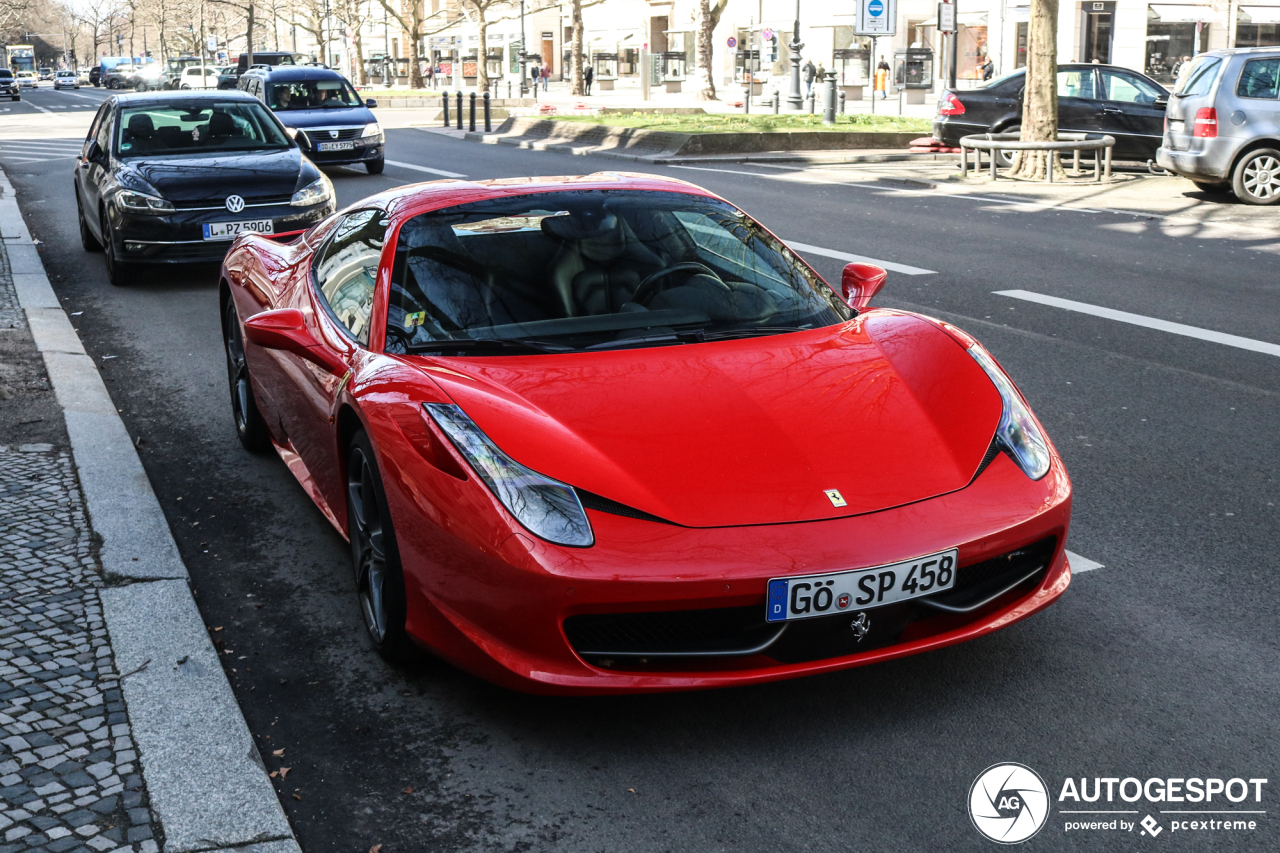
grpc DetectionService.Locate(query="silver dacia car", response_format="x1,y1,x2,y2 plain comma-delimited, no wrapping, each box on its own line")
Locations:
1156,48,1280,205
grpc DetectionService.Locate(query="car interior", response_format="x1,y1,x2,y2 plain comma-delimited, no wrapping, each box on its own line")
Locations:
380,191,850,352
117,105,290,155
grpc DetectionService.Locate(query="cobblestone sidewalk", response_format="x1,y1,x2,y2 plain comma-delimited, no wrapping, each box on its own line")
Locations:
1,234,163,853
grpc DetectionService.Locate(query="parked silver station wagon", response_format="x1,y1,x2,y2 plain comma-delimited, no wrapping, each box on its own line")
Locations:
1157,48,1280,205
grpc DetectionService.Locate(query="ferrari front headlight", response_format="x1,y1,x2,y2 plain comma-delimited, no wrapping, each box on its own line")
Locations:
424,403,594,547
968,345,1052,480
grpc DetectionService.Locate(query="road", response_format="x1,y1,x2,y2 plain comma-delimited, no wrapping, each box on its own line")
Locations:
4,84,1278,852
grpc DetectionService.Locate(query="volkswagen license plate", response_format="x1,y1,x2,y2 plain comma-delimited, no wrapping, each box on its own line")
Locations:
318,141,354,151
202,220,274,241
766,549,958,622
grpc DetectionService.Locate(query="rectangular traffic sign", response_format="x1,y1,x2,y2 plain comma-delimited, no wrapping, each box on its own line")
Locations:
856,0,897,36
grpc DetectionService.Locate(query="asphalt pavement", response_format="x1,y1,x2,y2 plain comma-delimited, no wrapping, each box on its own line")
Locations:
3,86,1278,852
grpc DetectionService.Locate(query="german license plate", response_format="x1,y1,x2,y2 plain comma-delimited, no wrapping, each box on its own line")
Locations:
317,141,354,151
766,549,958,622
202,220,274,241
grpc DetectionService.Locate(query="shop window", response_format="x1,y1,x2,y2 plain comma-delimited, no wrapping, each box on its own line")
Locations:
1237,23,1280,47
1016,22,1028,69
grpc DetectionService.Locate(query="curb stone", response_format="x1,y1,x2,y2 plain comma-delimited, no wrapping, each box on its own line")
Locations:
0,169,300,853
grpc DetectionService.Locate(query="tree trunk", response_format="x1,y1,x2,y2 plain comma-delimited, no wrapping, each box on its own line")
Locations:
245,2,255,66
476,12,488,93
694,0,715,101
353,26,366,84
570,0,583,96
406,2,424,89
1010,0,1062,180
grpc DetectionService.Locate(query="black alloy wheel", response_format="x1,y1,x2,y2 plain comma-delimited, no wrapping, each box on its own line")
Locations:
100,208,132,286
222,299,270,452
347,431,414,662
366,158,385,175
77,192,101,252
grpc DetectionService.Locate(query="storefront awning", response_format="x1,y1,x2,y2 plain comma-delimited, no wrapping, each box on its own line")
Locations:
1149,5,1227,24
918,12,989,27
1240,5,1280,23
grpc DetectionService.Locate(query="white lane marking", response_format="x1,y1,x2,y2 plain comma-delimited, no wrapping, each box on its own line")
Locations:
0,156,57,162
16,100,68,120
0,140,84,148
1066,551,1105,573
995,289,1280,358
385,159,466,178
669,163,1104,214
60,91,104,102
786,240,936,276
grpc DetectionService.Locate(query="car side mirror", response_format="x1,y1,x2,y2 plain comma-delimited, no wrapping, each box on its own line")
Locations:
84,140,100,162
1153,95,1169,109
365,98,377,108
244,308,347,374
841,263,888,310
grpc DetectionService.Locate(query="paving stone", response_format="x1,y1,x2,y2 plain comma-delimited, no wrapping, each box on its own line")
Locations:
0,389,164,853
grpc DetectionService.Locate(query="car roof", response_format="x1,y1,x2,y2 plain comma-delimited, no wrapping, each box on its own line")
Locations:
356,172,722,223
249,66,348,83
109,90,259,105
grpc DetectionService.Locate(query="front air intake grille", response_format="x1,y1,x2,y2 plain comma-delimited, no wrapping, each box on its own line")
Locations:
920,536,1056,613
574,489,678,525
172,194,293,210
565,606,780,659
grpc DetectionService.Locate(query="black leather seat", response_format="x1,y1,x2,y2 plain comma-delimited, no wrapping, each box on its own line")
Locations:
541,210,664,316
124,113,158,152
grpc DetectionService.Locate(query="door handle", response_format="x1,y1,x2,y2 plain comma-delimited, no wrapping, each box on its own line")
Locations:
1102,108,1123,114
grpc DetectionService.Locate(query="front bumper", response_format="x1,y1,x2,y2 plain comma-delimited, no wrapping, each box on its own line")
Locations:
107,200,334,264
301,139,384,167
383,435,1073,695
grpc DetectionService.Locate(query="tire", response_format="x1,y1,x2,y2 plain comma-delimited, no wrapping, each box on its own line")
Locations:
100,208,133,286
995,126,1020,168
366,158,385,175
1232,148,1280,205
1192,179,1231,194
77,192,101,252
222,298,271,452
346,431,415,662
180,83,190,89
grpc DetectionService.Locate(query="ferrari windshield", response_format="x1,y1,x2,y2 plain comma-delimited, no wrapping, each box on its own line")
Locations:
385,190,853,354
116,102,291,156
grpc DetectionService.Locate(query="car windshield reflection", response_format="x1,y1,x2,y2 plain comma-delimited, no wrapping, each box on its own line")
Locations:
384,190,854,355
268,80,362,110
116,103,292,156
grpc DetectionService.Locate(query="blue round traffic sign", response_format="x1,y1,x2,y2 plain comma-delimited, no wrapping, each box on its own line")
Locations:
869,0,884,15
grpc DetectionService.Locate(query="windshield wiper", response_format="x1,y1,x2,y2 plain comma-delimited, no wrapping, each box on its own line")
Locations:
583,326,811,351
406,338,570,355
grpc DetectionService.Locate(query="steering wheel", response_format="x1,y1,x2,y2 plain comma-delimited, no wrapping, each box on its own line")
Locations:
631,262,731,306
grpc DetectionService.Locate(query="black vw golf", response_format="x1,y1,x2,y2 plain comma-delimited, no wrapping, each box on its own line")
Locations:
74,91,337,286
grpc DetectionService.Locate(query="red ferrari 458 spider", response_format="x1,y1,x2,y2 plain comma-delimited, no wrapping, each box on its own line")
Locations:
220,172,1072,694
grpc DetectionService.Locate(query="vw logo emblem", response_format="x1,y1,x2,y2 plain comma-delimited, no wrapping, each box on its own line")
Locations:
225,195,245,213
329,130,339,139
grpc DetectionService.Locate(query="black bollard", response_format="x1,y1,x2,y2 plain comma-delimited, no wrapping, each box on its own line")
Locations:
455,91,463,130
442,91,449,127
483,91,492,132
838,90,846,114
469,91,476,132
773,89,780,115
822,73,837,125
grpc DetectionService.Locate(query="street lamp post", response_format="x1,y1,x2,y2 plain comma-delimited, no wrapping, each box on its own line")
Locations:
786,0,804,110
519,0,528,96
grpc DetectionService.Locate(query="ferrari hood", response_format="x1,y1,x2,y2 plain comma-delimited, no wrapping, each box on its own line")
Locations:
420,313,1004,528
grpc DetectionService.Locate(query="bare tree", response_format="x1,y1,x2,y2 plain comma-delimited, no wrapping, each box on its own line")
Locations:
457,0,514,93
1010,0,1061,179
692,0,728,101
208,0,255,65
334,0,371,82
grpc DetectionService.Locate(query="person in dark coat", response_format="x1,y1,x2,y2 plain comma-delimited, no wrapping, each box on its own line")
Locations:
584,64,594,95
802,59,816,97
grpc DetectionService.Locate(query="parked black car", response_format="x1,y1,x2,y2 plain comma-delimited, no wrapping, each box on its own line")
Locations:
217,52,305,89
89,65,103,87
1,69,19,101
933,64,1170,163
239,66,384,174
73,91,337,286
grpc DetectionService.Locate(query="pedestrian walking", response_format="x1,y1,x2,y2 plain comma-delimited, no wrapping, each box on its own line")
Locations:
530,63,540,93
541,63,550,91
980,55,995,81
875,58,889,99
802,59,816,98
584,64,594,95
426,64,434,87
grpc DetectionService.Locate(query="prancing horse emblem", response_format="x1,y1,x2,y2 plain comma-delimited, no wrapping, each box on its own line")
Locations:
824,488,847,508
850,612,871,641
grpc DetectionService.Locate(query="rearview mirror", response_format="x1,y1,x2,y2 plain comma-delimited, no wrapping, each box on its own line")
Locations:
365,98,378,108
840,263,888,310
244,308,347,375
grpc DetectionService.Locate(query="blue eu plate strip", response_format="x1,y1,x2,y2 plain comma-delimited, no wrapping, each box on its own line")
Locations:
766,579,789,623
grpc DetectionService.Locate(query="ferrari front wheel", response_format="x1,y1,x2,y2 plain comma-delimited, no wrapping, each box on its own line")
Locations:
223,299,270,451
347,431,414,662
